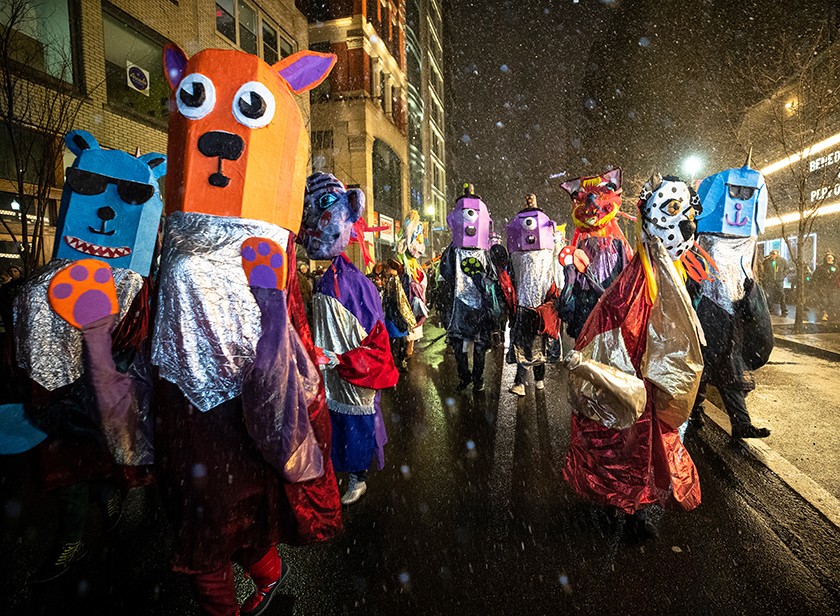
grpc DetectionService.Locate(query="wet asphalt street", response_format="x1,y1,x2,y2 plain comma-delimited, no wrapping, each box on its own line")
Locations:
2,323,839,615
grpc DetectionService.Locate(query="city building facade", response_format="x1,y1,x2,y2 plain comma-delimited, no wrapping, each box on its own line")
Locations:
405,0,445,256
1,0,309,271
298,0,409,262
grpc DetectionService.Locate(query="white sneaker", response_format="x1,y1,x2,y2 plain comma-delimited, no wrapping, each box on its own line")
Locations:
341,477,367,505
509,383,526,397
535,380,545,390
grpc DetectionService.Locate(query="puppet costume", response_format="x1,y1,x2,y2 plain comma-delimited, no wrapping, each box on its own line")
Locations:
504,195,561,395
439,185,499,391
152,46,340,615
8,130,163,582
691,159,773,439
397,210,429,355
563,177,704,535
300,172,399,506
559,169,632,339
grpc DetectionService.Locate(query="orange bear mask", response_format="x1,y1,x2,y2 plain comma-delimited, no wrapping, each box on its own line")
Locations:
163,45,336,232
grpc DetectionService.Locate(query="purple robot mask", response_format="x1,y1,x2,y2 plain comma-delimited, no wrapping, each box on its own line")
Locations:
506,196,556,252
447,186,493,250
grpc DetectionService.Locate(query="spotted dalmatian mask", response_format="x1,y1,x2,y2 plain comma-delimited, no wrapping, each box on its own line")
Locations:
638,175,701,260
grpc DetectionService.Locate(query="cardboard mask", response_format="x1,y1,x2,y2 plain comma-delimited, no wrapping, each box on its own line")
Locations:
561,168,623,232
163,46,336,232
506,203,556,253
447,186,493,250
639,175,701,260
696,164,768,237
399,210,426,259
54,130,165,277
299,172,364,259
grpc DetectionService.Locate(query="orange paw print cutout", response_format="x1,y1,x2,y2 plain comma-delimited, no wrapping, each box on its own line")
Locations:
48,259,118,329
558,246,590,273
241,237,288,290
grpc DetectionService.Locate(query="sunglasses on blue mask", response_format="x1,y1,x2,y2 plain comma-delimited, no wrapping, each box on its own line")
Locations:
65,167,155,205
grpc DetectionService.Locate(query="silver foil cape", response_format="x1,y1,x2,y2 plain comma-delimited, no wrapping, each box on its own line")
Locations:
697,234,757,315
642,240,705,430
152,211,290,412
511,249,557,308
14,260,144,390
454,248,489,309
312,294,376,415
567,240,704,431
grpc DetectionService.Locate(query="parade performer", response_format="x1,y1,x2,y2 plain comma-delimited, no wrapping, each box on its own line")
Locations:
691,157,773,439
563,175,705,539
559,169,632,338
439,184,500,392
396,210,429,358
152,45,341,615
299,172,399,506
8,130,163,581
505,194,562,396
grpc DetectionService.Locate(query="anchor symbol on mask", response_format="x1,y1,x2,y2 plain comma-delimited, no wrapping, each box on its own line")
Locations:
725,202,750,228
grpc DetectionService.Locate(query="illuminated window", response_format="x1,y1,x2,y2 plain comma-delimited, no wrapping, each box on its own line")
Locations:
215,1,295,62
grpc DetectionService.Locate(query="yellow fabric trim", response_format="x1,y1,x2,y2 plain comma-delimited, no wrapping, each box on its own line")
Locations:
673,259,688,283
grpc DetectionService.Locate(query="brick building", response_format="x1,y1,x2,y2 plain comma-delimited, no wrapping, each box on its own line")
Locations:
1,0,309,270
298,0,409,262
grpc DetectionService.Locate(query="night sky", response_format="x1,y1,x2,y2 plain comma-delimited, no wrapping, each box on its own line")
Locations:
444,0,832,226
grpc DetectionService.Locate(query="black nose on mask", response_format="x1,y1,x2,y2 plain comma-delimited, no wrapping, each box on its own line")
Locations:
198,131,244,161
679,219,696,241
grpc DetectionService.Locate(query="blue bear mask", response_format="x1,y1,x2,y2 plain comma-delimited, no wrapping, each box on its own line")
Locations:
299,172,364,260
54,130,166,277
696,165,767,238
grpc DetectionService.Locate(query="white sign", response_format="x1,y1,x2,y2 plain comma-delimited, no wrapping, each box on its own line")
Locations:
379,213,394,244
126,61,150,96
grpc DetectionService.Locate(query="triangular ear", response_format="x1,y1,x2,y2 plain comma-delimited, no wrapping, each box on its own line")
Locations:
604,167,622,188
560,178,580,196
65,130,100,156
164,44,189,91
346,188,365,223
140,152,167,179
274,51,337,94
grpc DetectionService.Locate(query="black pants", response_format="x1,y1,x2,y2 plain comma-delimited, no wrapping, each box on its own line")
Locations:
391,336,407,366
515,363,545,384
694,381,753,430
765,283,786,315
452,338,488,386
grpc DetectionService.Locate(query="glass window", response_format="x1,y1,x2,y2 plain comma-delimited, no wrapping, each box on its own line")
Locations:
216,0,236,42
103,11,168,123
2,0,76,83
262,21,278,65
238,0,258,55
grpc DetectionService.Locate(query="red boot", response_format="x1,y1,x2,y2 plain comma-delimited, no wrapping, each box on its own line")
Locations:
241,547,289,616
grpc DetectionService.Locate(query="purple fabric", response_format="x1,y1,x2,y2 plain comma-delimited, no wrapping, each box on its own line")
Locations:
279,54,334,92
81,315,153,465
578,236,626,291
373,391,387,470
315,257,384,334
241,287,323,483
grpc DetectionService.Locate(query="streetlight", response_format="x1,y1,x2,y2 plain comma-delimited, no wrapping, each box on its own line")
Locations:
10,199,20,211
682,155,703,180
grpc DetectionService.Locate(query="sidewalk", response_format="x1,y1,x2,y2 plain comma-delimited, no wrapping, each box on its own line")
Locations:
696,304,840,529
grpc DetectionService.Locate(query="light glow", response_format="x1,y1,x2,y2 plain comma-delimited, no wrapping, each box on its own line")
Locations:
760,131,840,176
763,200,840,228
683,155,703,178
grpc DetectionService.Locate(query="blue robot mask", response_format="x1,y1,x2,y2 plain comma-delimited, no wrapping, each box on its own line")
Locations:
696,164,767,238
299,172,365,260
54,130,166,276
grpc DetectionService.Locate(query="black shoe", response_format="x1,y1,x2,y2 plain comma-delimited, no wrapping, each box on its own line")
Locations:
473,380,485,392
32,540,87,583
625,510,658,541
732,425,771,439
101,488,124,532
456,378,471,391
689,408,705,429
